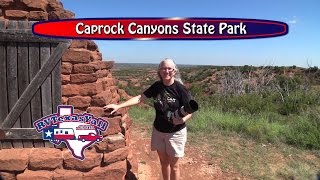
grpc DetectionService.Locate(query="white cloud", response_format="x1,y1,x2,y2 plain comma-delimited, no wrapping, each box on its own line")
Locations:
288,20,297,24
286,16,298,24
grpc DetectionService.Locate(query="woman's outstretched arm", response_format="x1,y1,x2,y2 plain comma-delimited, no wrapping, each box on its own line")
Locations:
103,93,147,114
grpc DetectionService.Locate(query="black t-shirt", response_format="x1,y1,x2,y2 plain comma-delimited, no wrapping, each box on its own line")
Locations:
143,80,192,133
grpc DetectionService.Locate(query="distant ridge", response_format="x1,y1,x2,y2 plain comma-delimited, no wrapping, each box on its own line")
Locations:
113,62,205,70
113,63,158,70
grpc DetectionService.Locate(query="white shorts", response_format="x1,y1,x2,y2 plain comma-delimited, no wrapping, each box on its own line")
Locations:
151,127,187,157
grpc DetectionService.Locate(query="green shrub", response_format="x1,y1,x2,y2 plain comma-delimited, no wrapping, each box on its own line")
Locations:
284,114,320,149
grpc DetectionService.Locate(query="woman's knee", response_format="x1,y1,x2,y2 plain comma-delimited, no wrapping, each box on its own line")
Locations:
169,156,180,170
157,151,170,166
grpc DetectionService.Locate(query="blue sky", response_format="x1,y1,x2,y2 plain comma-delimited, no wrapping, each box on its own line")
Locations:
61,0,319,67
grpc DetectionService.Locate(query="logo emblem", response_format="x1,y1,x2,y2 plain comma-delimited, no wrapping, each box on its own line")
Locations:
33,105,109,160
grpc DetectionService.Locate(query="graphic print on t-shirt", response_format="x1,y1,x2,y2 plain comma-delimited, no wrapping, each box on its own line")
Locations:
153,89,177,113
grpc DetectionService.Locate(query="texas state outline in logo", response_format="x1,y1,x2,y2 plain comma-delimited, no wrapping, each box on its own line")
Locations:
33,105,109,160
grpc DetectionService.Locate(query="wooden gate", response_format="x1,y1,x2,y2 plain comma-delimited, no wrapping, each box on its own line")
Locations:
0,20,70,149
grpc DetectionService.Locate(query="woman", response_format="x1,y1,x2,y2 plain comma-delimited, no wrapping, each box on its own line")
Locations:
104,58,193,180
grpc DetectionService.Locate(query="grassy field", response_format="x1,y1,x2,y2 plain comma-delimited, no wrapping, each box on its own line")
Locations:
114,63,320,179
129,105,320,180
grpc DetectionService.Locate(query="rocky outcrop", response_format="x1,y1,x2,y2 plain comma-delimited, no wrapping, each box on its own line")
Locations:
0,0,74,20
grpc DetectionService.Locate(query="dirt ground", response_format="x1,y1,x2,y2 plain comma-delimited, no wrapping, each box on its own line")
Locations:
126,123,242,180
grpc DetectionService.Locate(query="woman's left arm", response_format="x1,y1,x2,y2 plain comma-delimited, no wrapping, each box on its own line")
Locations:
182,113,192,122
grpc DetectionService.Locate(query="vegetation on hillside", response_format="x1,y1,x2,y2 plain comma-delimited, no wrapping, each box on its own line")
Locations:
113,63,320,179
113,64,320,150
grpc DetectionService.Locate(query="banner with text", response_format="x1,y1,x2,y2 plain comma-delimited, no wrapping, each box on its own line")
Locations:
32,18,288,40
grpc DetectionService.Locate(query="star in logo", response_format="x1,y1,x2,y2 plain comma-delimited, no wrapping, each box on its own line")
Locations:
45,129,53,137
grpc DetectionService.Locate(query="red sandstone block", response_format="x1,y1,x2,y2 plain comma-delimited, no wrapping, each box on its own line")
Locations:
111,93,120,104
98,77,114,90
105,61,115,69
28,11,48,20
0,148,31,171
124,129,131,143
61,74,70,85
102,116,122,136
96,69,109,78
78,83,98,96
48,10,75,20
68,96,91,108
121,114,128,123
61,62,73,74
47,0,63,11
29,148,63,170
91,61,106,70
92,61,114,70
0,0,14,7
118,107,129,116
121,114,133,130
62,49,91,64
107,71,113,78
61,96,68,104
95,80,104,94
87,41,98,51
0,171,15,180
86,106,105,117
62,84,79,96
82,160,126,180
20,0,48,11
90,51,102,62
94,133,125,153
103,147,128,165
74,109,85,114
63,149,102,171
73,64,95,74
5,10,28,19
16,170,54,180
105,86,119,95
70,40,87,49
91,90,112,106
53,169,83,180
96,78,105,91
70,73,98,84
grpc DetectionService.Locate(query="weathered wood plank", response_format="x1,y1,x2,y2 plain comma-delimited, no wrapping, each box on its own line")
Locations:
0,42,70,129
51,44,65,148
18,46,33,148
41,43,53,116
18,21,33,147
0,30,70,43
0,39,10,148
7,42,19,122
7,20,17,30
1,22,11,148
0,42,8,149
17,21,29,31
0,43,8,122
41,43,53,147
0,21,5,29
7,20,23,148
51,44,61,113
29,42,44,147
0,128,42,139
7,43,19,117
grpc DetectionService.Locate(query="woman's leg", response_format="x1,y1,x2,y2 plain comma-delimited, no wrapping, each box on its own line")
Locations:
168,156,180,180
157,150,170,180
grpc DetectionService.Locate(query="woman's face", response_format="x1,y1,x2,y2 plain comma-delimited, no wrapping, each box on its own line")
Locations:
159,61,176,81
